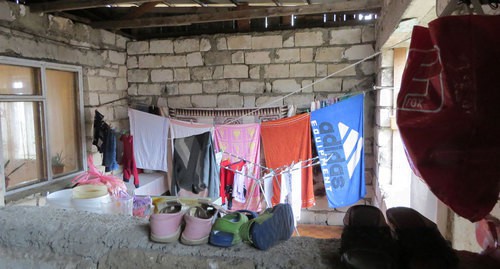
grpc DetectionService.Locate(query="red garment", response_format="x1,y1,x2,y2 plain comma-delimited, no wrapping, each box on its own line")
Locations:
261,114,315,208
121,134,140,187
219,160,245,206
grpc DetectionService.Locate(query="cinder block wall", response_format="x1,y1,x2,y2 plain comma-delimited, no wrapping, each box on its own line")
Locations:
126,26,376,111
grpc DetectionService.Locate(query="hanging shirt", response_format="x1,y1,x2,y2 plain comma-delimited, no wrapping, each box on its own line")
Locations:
233,164,247,203
120,134,140,188
128,108,169,172
262,171,275,209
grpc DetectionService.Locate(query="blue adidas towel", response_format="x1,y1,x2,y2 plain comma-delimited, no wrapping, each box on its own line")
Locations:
310,94,366,208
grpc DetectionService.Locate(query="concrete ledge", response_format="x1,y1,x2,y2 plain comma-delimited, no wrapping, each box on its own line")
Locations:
0,206,341,269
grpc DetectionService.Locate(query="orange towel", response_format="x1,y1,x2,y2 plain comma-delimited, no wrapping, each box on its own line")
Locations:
261,114,315,208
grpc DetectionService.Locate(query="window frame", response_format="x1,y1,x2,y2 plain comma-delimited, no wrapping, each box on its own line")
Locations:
0,56,87,203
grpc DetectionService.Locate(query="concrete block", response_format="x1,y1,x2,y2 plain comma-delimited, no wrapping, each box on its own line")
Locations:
362,25,375,42
127,41,148,55
245,51,271,64
204,51,231,65
381,49,394,68
187,52,203,67
377,88,393,107
87,76,108,91
127,70,149,83
127,56,138,69
283,35,294,47
99,68,118,77
360,61,375,75
118,66,127,77
256,95,283,107
162,55,187,68
295,31,324,47
263,64,289,78
191,67,214,81
115,78,128,90
377,164,392,185
99,93,120,104
179,82,202,95
0,1,15,21
313,78,342,92
223,65,248,79
252,35,282,49
138,55,162,68
165,83,178,95
174,38,200,53
343,78,369,92
213,66,224,79
290,63,316,77
149,40,173,54
327,63,356,77
138,84,162,95
330,27,361,44
244,96,256,107
376,107,392,128
316,64,327,77
301,79,314,93
284,94,313,107
227,79,239,93
192,94,217,107
272,79,301,93
300,48,313,62
114,106,128,120
99,30,116,47
314,47,344,62
216,37,227,50
116,35,128,49
203,80,229,94
276,49,300,63
200,38,211,51
88,92,99,106
217,94,243,108
232,51,244,64
151,69,174,83
174,68,190,81
240,81,265,94
127,84,138,95
168,96,191,108
380,68,393,88
343,44,375,60
249,66,260,79
227,35,251,50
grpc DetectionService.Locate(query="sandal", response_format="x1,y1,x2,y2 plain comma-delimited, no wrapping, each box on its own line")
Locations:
209,212,248,247
180,205,218,245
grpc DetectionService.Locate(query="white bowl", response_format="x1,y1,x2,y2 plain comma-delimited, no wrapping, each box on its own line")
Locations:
72,194,110,214
46,189,73,210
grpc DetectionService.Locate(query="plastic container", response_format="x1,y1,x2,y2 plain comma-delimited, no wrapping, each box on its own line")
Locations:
46,189,73,210
72,184,108,199
101,196,133,216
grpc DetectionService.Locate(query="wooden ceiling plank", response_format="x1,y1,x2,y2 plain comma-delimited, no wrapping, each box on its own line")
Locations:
29,0,158,13
273,0,283,7
121,1,162,19
92,0,381,29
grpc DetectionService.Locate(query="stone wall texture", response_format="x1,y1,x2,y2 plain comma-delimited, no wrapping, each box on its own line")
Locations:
0,2,129,167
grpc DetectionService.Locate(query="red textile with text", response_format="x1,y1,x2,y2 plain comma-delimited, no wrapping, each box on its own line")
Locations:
396,15,500,222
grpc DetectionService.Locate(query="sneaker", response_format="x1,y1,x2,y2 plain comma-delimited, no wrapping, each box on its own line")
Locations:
240,203,294,251
386,207,458,269
209,212,248,247
340,205,397,269
149,201,184,243
180,203,217,245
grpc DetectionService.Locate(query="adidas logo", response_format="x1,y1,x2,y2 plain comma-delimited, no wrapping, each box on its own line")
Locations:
338,122,363,179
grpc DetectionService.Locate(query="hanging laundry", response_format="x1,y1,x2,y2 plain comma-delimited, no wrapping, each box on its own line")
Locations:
102,129,119,172
262,171,275,208
232,163,248,204
120,134,140,188
261,114,315,208
280,162,302,226
310,94,365,208
92,110,106,152
219,159,245,209
214,123,261,211
128,108,169,172
172,132,220,199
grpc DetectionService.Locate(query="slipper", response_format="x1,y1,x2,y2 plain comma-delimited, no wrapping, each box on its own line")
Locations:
180,205,218,245
237,210,258,220
340,205,397,269
209,212,248,247
386,207,458,268
240,203,294,251
150,201,184,243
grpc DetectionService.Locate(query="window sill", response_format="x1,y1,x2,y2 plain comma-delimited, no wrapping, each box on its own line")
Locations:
5,173,78,203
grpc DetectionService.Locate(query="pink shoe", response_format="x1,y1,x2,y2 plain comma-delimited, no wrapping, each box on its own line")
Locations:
150,201,184,243
180,204,217,245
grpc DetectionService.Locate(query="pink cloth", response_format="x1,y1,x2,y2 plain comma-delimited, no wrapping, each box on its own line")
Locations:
214,123,261,211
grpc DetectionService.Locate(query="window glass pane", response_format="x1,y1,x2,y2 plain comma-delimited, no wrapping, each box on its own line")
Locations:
0,65,41,95
1,102,46,190
46,69,81,176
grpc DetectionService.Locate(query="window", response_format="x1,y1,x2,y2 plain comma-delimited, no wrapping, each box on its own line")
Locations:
0,57,85,194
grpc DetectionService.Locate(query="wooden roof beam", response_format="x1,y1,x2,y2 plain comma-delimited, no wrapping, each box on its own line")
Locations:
29,0,158,13
121,1,162,19
92,0,381,29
